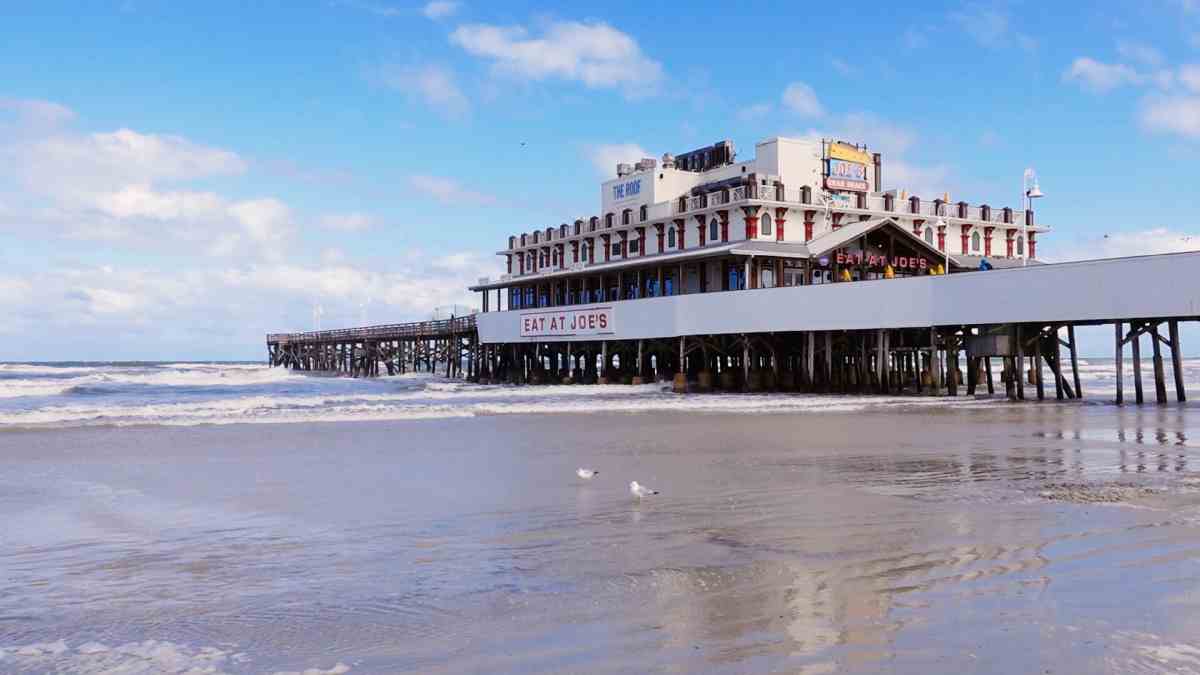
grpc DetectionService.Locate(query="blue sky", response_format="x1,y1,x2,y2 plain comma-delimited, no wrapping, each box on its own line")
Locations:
2,0,1199,359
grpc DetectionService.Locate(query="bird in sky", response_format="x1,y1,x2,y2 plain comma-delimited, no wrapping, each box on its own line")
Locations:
630,481,659,499
576,468,599,479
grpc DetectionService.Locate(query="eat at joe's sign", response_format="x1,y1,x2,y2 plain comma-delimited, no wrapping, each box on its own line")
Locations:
520,307,615,337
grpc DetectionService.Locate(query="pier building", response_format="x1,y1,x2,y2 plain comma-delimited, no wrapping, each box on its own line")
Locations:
268,136,1198,405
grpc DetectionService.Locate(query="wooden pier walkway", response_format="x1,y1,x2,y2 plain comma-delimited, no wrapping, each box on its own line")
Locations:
267,315,479,379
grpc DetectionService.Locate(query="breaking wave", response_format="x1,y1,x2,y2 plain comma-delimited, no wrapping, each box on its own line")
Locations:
2,360,1199,429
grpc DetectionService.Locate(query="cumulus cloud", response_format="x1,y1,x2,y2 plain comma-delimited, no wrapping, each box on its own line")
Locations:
584,143,651,178
422,0,459,19
950,4,1035,51
1117,41,1165,67
1064,57,1143,93
781,82,823,117
1044,228,1200,262
0,97,76,127
449,20,662,96
408,174,497,205
377,63,469,117
1140,94,1200,138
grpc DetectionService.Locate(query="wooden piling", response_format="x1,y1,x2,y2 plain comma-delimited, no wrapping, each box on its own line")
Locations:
1115,322,1124,404
1150,322,1168,404
1170,320,1186,402
1132,323,1144,405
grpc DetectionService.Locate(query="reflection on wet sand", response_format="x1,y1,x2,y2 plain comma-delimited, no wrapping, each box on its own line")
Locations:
5,403,1200,672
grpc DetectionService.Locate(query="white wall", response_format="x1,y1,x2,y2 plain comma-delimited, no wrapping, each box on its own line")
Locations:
477,252,1200,343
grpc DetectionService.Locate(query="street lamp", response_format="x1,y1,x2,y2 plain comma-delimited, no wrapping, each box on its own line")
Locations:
1022,168,1044,267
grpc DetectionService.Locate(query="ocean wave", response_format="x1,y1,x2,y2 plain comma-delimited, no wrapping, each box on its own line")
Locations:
0,638,350,675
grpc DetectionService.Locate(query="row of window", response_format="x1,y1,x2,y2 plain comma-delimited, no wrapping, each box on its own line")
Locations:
922,227,1025,255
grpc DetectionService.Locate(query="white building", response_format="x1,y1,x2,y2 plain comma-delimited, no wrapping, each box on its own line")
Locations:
472,136,1047,312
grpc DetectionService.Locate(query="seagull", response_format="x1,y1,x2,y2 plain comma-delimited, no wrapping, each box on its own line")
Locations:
630,481,659,499
576,468,599,479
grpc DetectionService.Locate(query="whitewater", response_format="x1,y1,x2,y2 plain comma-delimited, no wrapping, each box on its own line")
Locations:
3,359,1200,429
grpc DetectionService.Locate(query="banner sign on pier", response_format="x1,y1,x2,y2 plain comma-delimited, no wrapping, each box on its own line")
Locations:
520,307,615,338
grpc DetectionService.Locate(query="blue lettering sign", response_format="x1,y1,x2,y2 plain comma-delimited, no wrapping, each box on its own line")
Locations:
611,178,642,201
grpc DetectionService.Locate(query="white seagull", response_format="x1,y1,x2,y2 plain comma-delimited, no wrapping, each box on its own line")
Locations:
576,468,599,479
630,481,659,499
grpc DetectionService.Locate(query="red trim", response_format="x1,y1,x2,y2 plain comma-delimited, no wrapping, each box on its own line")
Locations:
774,207,787,241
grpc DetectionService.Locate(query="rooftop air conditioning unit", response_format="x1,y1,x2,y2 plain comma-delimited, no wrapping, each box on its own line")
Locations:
616,163,633,177
636,157,657,171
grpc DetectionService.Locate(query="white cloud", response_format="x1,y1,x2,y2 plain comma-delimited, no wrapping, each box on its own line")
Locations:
950,4,1035,51
1063,57,1142,92
1178,64,1200,92
408,174,497,205
422,1,459,19
1045,228,1200,262
584,143,651,178
449,20,663,96
378,64,469,117
1140,94,1200,138
0,98,76,127
781,82,823,117
319,212,375,231
93,184,225,221
1117,40,1164,67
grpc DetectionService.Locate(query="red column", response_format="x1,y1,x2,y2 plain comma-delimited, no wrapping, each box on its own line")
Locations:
636,227,646,256
506,254,512,274
936,226,946,252
673,218,686,250
912,218,924,237
694,214,706,246
832,213,844,230
655,224,665,252
571,241,579,263
741,207,759,238
774,207,787,241
619,231,628,257
517,252,524,274
557,243,565,269
718,210,729,242
601,234,611,261
984,227,994,256
1005,229,1015,257
587,237,595,263
959,225,970,255
1029,232,1037,259
804,209,815,241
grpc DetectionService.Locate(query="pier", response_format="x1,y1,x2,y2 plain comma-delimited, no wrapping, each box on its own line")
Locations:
267,252,1196,405
267,315,479,379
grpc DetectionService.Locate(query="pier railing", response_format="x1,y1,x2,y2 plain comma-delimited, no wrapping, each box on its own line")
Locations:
267,315,476,345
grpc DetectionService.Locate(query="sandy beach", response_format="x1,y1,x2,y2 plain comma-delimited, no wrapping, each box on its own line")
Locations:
4,390,1200,673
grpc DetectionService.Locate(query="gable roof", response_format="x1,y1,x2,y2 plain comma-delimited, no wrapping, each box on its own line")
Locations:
806,217,950,263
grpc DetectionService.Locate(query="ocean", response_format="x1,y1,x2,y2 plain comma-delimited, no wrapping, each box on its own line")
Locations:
3,361,1200,673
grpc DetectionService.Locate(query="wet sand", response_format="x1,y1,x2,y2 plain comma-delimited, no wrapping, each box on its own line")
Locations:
4,401,1200,673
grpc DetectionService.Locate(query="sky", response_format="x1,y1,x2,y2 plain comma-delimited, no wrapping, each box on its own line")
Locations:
2,0,1200,360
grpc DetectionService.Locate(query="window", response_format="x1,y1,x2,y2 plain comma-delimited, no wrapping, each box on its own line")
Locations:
761,213,773,237
668,227,676,248
761,267,775,288
1016,235,1025,256
709,218,718,243
630,239,640,253
622,210,631,226
611,243,621,257
605,213,613,228
971,231,981,252
639,205,648,221
924,227,934,245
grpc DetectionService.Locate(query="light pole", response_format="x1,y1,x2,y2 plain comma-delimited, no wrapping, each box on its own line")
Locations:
935,201,949,274
1022,168,1043,267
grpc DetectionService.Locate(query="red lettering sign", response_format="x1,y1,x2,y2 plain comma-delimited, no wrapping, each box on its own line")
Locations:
520,308,616,337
